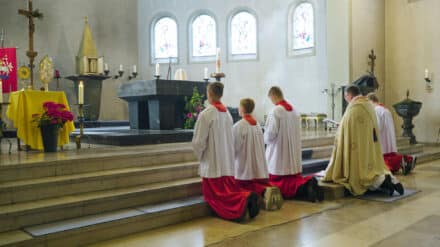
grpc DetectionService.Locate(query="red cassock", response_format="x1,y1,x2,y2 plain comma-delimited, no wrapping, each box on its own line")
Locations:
269,174,311,198
383,152,413,173
236,179,271,195
202,176,251,220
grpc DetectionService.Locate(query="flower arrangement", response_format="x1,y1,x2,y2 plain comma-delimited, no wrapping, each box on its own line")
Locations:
184,87,205,129
32,101,74,128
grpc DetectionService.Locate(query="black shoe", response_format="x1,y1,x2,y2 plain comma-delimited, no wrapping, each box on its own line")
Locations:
380,175,395,196
306,177,319,203
393,183,405,196
248,192,260,219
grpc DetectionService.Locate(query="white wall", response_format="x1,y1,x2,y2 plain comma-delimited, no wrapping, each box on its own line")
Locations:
0,0,137,120
138,0,329,121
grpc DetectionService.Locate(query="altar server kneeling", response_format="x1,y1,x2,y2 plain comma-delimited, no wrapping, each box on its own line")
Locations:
192,82,260,221
233,98,283,210
264,86,323,202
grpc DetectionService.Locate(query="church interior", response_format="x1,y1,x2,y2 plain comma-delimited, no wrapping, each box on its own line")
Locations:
0,0,439,246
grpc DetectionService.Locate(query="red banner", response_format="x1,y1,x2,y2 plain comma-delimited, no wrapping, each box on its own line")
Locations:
0,48,18,93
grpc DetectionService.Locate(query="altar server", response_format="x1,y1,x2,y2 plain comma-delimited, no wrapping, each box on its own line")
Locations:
367,93,416,175
264,86,322,202
233,98,283,210
192,82,259,220
323,86,404,196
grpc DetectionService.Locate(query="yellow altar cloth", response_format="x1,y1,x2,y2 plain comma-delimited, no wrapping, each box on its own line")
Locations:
6,90,75,150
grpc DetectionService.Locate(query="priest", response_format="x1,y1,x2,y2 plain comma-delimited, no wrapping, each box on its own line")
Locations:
323,86,404,196
233,98,283,210
367,93,416,175
192,82,260,221
264,86,322,202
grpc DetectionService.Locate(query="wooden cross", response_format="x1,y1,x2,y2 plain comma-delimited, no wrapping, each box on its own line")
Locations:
368,49,377,75
18,0,43,89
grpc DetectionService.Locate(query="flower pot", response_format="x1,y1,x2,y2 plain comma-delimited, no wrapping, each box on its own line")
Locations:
40,124,59,152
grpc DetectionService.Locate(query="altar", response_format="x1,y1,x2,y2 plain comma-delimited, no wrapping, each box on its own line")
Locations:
118,79,208,130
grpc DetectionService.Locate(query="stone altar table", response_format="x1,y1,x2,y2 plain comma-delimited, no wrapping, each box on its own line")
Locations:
118,79,208,130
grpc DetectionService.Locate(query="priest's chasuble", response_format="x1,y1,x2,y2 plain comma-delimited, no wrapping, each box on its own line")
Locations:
323,96,391,196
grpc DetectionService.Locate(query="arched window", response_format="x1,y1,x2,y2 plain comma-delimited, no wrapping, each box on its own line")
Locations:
231,11,257,55
288,2,315,56
190,14,217,58
152,16,178,63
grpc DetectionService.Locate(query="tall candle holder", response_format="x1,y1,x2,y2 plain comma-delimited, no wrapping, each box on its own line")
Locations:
211,72,225,82
75,103,90,149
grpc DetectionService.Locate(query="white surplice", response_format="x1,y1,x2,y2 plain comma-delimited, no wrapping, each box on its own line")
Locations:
192,105,235,178
374,105,397,154
264,104,302,175
233,119,269,180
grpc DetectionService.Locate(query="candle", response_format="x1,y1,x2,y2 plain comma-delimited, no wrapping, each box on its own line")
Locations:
119,64,123,72
155,63,160,76
204,67,209,79
133,65,137,73
104,63,109,71
78,81,84,104
0,80,3,103
425,69,429,79
215,48,221,73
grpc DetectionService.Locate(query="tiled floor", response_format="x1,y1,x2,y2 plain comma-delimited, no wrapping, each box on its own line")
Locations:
90,160,440,247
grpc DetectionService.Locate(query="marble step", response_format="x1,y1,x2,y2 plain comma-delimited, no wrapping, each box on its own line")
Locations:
0,162,199,205
398,144,424,155
302,135,335,148
0,178,201,232
0,196,209,247
396,136,411,146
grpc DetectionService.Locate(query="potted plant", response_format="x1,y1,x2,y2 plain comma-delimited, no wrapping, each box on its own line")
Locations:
183,87,205,129
32,101,74,152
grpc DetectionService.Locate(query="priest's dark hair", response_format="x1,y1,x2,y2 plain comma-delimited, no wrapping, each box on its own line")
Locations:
240,98,255,114
208,82,224,98
268,86,284,98
367,93,379,103
345,85,361,97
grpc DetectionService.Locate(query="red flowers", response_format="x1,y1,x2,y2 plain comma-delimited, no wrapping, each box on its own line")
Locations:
33,101,75,128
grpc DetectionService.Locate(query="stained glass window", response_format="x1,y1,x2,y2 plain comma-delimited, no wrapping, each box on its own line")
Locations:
191,15,217,57
153,17,178,59
230,11,257,55
293,3,314,50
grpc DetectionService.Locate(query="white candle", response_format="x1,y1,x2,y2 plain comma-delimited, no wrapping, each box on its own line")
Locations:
133,65,137,73
155,63,160,76
204,67,209,79
78,81,84,105
215,48,221,73
0,80,3,103
104,63,109,71
119,64,123,72
425,69,429,79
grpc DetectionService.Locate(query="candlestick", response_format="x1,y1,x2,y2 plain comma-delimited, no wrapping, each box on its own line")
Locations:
0,80,3,103
78,81,84,104
104,63,109,71
133,65,137,74
425,69,429,79
155,63,160,76
119,64,123,72
215,48,221,73
204,67,209,79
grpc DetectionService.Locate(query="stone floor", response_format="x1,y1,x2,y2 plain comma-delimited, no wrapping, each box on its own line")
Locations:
89,160,440,247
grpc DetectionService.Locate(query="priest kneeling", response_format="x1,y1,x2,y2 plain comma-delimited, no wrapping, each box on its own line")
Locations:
192,82,260,221
264,86,323,202
367,93,416,175
323,86,404,196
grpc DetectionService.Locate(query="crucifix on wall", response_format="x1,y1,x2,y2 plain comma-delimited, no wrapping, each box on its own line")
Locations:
368,49,377,75
18,0,43,89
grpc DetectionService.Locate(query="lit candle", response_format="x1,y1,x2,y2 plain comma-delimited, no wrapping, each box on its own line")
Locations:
0,80,3,103
104,63,109,71
133,65,137,73
204,67,209,79
78,81,84,104
155,63,160,76
425,69,429,79
119,64,123,72
215,48,221,73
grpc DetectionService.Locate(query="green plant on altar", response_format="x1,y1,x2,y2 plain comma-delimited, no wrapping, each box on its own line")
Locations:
32,101,74,128
184,87,205,129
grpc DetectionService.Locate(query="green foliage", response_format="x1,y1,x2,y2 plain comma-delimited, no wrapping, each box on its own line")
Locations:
184,87,205,129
